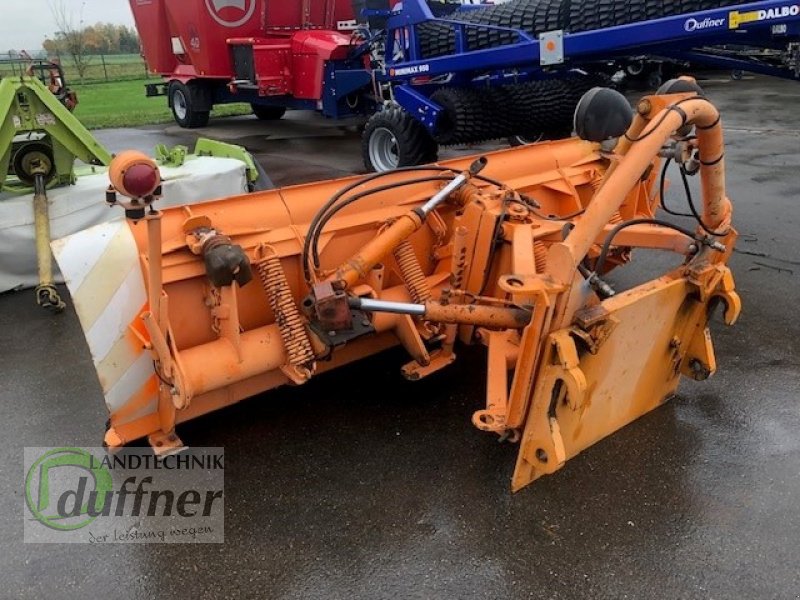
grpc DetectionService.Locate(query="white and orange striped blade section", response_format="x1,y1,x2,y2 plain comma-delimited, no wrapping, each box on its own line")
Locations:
52,220,158,435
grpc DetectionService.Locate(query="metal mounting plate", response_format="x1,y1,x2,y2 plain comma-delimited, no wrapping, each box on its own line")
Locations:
540,30,565,66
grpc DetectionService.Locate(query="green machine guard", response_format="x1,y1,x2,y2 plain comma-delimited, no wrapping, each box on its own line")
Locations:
0,74,112,194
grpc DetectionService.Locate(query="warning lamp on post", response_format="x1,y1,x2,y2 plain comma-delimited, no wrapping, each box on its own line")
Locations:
106,151,163,220
105,151,168,340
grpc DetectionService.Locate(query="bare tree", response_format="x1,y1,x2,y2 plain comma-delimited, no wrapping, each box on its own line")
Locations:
49,1,93,79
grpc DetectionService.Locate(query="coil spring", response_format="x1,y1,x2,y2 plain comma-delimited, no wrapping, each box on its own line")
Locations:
584,178,624,226
254,251,314,368
394,240,431,304
588,173,625,222
450,227,469,290
534,241,548,274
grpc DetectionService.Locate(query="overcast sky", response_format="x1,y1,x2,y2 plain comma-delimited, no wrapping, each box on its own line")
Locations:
1,0,135,53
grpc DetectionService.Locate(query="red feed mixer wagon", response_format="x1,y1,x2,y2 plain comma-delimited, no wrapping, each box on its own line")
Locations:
130,0,374,127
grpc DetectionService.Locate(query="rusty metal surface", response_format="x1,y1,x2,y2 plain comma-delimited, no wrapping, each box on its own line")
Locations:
312,281,353,333
1,75,799,598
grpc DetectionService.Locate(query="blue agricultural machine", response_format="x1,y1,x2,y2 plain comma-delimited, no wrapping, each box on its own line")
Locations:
355,0,799,170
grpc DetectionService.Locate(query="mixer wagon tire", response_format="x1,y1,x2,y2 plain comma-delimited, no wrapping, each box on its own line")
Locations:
169,81,210,129
362,108,439,172
252,105,287,120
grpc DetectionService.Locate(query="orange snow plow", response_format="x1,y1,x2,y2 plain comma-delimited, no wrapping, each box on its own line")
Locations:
54,82,740,491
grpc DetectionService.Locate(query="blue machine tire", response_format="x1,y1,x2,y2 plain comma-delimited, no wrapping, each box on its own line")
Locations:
362,108,439,172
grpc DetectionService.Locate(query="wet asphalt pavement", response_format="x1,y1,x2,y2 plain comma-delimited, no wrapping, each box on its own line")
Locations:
1,75,799,599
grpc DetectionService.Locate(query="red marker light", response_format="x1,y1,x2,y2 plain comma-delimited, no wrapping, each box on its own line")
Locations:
109,151,161,199
122,163,160,198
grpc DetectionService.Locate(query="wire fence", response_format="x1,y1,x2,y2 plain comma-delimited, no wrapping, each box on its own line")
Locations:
0,52,152,84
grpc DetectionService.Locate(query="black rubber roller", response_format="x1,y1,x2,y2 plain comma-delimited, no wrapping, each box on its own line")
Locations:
430,75,604,145
418,0,749,58
431,87,494,145
504,74,605,139
568,0,744,32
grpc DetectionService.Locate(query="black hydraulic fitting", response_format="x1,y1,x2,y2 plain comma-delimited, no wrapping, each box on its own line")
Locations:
199,231,253,288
